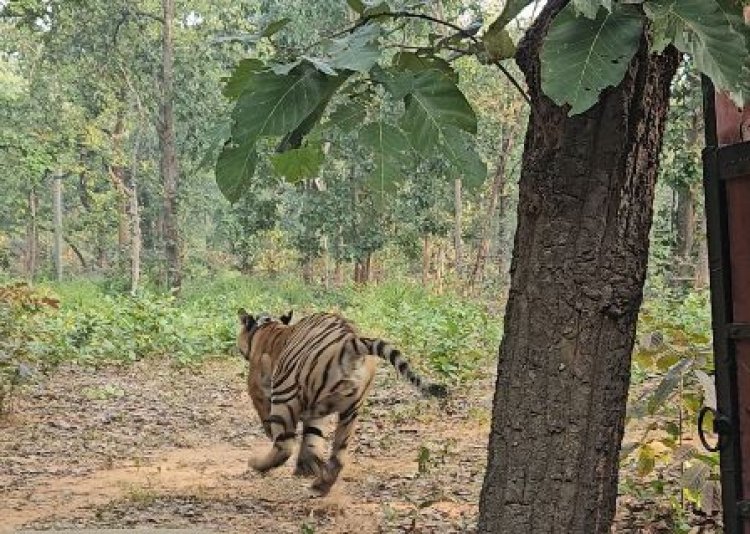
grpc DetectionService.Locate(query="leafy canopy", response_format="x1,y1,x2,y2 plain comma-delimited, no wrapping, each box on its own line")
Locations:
541,0,750,116
215,0,750,201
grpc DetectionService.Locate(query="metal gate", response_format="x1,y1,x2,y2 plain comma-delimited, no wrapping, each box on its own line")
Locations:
701,77,750,534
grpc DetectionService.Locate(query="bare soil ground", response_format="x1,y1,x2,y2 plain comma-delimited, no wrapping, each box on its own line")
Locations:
0,358,718,533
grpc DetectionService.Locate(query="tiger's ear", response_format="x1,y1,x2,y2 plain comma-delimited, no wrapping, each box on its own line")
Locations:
280,309,293,325
237,308,256,329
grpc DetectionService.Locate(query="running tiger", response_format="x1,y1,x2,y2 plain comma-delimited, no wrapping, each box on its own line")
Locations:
236,309,447,495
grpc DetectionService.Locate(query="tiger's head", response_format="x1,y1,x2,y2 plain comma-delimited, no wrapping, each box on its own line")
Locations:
236,308,293,362
236,308,294,437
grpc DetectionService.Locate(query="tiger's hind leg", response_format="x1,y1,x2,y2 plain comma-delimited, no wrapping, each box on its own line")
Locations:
311,402,361,495
248,399,300,474
294,416,328,478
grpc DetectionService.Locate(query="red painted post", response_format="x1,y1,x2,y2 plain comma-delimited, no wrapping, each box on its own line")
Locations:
715,89,750,534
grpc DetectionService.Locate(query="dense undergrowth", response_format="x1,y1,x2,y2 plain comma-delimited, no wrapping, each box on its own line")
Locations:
0,274,501,406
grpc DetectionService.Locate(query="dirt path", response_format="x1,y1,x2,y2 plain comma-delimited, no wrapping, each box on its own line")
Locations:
1,359,488,533
0,357,721,533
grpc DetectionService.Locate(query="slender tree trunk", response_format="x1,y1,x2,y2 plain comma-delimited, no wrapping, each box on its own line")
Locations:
109,111,130,264
675,183,695,280
436,244,445,295
421,234,431,287
471,134,515,291
454,178,463,278
51,174,63,282
129,124,143,294
302,257,313,284
363,252,371,284
478,2,680,532
25,187,38,283
322,236,330,289
334,260,343,286
158,0,182,293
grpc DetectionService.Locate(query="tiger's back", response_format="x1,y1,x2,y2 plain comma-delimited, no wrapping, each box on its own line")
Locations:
273,313,378,420
236,309,446,495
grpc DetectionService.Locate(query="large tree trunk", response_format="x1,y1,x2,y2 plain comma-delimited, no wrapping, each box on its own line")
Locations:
478,2,680,532
51,173,63,282
25,187,38,283
158,0,182,293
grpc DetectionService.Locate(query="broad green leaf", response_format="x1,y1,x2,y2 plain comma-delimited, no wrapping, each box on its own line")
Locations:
276,74,350,151
215,141,258,203
261,17,291,38
441,126,487,189
481,24,516,62
328,101,367,132
392,70,477,152
231,65,336,143
573,0,602,18
359,121,411,191
627,357,694,419
393,51,458,82
325,24,382,73
649,358,694,416
347,0,365,14
644,0,750,104
221,59,265,100
541,4,644,116
270,145,324,182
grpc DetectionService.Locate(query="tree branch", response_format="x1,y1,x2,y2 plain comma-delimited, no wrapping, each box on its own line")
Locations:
323,10,531,105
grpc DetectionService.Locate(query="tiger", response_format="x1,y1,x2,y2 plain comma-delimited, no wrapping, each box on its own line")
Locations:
236,308,447,495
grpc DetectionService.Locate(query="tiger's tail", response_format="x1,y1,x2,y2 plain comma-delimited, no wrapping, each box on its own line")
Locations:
359,337,448,398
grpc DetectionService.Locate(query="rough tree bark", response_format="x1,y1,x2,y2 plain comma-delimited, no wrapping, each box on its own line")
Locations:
158,0,182,292
478,2,680,532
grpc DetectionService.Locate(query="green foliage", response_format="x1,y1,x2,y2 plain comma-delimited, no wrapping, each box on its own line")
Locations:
622,287,717,519
0,284,60,414
541,4,644,116
215,7,485,202
270,145,325,182
345,281,501,381
359,120,412,190
645,0,750,102
0,275,499,386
